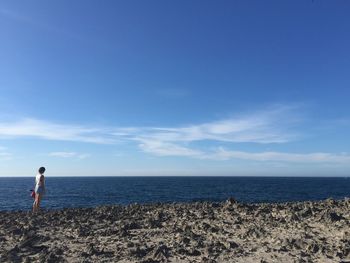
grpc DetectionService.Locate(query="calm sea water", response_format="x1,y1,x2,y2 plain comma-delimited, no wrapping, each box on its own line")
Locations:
0,176,350,211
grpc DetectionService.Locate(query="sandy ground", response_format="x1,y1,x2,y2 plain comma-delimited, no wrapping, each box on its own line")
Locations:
0,198,350,263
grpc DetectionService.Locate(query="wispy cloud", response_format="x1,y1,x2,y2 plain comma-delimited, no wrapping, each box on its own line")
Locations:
0,118,115,144
139,140,203,157
2,105,347,164
127,106,301,158
0,146,12,161
134,140,350,164
206,148,350,164
49,152,90,159
0,106,298,145
108,105,300,146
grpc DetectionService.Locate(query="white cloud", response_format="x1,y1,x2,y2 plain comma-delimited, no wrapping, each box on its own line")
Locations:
124,106,301,157
1,105,348,164
0,118,115,144
76,153,91,159
0,146,12,161
126,105,300,145
139,140,203,157
0,152,12,158
206,148,350,163
49,152,76,158
49,152,90,159
135,141,350,164
0,107,298,145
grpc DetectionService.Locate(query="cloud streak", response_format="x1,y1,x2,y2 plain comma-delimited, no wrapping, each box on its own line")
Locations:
206,148,350,164
139,140,203,157
118,105,301,144
0,146,12,161
135,141,350,164
1,106,348,164
0,107,298,145
49,152,90,159
0,118,115,144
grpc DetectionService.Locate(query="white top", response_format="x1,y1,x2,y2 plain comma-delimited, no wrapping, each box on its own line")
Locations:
35,173,44,187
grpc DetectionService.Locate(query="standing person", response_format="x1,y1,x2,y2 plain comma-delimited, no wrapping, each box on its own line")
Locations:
33,167,46,213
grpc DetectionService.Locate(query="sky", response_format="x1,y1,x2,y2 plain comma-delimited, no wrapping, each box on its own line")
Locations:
0,1,350,176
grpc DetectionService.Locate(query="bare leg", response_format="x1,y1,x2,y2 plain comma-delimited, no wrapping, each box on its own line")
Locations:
33,195,37,212
37,194,41,210
33,193,41,213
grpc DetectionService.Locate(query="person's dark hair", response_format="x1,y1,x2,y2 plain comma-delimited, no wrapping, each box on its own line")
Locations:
38,167,46,174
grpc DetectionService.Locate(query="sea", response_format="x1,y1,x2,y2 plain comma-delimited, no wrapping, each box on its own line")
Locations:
0,176,350,211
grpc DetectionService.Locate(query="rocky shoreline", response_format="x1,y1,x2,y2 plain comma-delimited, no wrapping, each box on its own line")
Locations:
0,198,350,262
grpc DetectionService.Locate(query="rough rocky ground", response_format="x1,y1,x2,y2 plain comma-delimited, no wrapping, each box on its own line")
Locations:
0,198,350,262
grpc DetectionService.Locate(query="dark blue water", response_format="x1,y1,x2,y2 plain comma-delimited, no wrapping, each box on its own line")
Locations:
0,176,350,211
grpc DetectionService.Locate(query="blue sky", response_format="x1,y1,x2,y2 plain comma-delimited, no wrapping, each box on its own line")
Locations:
0,1,349,176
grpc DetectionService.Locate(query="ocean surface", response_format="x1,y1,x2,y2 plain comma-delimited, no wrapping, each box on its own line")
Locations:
0,176,350,211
